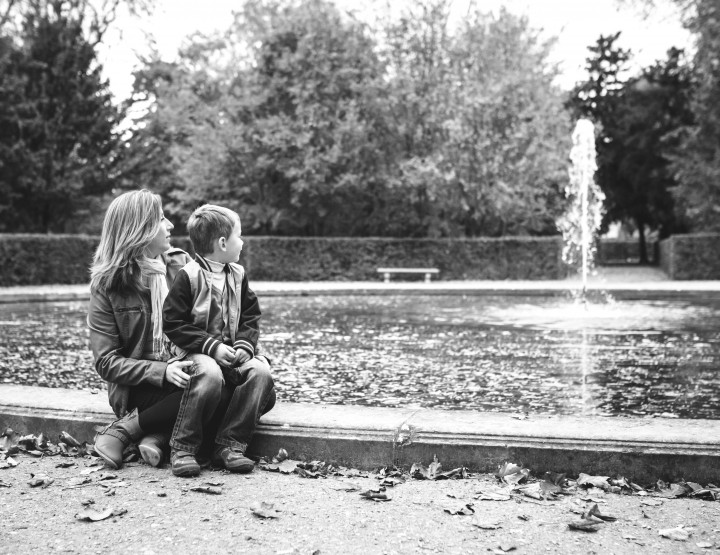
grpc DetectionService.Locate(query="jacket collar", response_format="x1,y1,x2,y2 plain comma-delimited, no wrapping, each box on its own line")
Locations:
195,254,228,273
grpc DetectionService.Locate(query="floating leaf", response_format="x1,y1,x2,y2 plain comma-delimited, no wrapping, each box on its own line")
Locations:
251,501,281,518
659,526,690,541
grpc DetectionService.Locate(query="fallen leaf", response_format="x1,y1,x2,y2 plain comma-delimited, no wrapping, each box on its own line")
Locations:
0,479,10,488
659,526,690,541
0,457,18,469
696,541,713,549
640,498,663,507
328,481,361,492
190,486,222,495
360,488,391,502
27,474,53,488
274,448,289,463
497,543,517,553
74,507,126,522
568,519,603,532
472,517,501,529
475,489,511,501
585,504,617,522
443,503,474,516
577,474,610,490
250,501,281,519
58,431,82,448
66,476,91,487
55,461,75,468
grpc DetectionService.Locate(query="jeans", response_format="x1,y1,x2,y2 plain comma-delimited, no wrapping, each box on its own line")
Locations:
170,353,276,454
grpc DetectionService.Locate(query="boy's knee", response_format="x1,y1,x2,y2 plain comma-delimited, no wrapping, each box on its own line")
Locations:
251,366,274,388
188,354,223,387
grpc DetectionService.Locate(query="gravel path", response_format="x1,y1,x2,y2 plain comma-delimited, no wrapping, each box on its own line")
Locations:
2,451,719,554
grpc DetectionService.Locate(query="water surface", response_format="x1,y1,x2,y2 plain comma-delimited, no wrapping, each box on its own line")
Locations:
1,295,718,419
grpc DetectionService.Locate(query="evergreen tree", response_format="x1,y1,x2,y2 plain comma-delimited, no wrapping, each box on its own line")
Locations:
0,0,122,232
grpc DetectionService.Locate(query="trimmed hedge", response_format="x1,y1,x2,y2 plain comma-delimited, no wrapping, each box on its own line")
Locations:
659,233,720,280
0,234,565,285
597,239,657,264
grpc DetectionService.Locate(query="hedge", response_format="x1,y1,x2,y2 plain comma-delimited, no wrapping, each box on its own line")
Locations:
597,239,658,265
659,233,720,280
0,234,565,285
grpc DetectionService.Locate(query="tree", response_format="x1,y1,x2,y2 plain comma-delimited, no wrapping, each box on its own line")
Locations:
668,0,720,230
0,0,125,232
568,35,693,262
382,2,571,237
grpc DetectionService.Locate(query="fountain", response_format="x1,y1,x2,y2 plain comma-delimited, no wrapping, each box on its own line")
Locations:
557,119,606,300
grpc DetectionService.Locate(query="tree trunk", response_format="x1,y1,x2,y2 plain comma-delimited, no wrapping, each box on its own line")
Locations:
636,219,648,264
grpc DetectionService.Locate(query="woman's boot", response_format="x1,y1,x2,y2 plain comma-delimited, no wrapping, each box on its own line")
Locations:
138,433,169,467
94,408,143,469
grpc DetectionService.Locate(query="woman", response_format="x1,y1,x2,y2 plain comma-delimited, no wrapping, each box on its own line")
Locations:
87,190,275,477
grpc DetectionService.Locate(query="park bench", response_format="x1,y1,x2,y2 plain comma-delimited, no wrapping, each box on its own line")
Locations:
377,267,440,283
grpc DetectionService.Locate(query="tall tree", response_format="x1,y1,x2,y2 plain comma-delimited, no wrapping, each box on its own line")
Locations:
382,2,571,237
668,0,720,230
568,35,692,261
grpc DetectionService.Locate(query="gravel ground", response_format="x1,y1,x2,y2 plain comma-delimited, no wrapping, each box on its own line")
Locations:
2,452,719,555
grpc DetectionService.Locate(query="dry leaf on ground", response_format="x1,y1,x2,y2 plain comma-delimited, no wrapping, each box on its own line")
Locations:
250,501,281,519
658,526,690,541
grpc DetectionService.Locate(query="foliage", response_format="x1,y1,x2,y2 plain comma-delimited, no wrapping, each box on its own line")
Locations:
0,233,564,285
567,34,693,261
0,0,123,232
668,0,720,231
118,0,571,238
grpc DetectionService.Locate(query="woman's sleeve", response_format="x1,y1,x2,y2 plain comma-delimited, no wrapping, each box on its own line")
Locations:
87,290,167,388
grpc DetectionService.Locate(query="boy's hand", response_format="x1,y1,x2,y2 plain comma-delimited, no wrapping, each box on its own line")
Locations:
232,350,251,367
213,344,236,367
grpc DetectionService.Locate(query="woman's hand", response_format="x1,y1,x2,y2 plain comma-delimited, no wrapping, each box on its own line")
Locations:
165,360,194,388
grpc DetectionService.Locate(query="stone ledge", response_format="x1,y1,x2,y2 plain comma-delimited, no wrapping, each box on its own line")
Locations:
1,384,718,483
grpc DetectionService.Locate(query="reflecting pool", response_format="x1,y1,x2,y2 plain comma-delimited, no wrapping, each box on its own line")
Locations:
1,294,719,419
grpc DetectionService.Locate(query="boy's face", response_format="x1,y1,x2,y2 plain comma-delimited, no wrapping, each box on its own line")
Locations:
215,219,243,264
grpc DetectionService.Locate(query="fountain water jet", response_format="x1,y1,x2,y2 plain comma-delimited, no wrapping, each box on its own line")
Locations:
557,119,606,302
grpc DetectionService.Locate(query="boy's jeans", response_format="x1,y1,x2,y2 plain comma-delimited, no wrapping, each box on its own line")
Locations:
170,353,276,454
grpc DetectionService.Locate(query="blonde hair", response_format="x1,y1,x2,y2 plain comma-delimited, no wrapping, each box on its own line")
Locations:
187,204,240,256
90,190,164,294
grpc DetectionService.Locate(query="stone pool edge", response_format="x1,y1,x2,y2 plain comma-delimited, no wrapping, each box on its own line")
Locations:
1,384,718,484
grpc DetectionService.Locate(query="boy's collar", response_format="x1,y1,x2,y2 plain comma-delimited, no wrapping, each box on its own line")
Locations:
195,254,228,273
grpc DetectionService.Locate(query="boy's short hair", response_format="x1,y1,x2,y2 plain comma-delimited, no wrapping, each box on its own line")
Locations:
187,204,240,256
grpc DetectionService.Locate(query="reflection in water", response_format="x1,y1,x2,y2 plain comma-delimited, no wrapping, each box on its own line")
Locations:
1,295,719,419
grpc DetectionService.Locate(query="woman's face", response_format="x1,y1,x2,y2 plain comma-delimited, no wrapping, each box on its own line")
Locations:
146,213,174,258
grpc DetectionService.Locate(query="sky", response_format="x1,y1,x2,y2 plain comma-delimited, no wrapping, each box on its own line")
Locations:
98,0,693,101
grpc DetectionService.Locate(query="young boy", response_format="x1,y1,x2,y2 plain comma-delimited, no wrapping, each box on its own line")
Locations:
163,204,270,476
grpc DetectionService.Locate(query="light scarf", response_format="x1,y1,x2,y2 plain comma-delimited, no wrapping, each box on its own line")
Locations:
144,257,169,358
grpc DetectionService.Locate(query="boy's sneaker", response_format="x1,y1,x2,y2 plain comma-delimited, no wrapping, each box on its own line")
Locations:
171,449,201,477
212,446,255,473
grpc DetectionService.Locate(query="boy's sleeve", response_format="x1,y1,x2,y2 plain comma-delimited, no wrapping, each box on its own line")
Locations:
233,273,261,357
163,270,224,357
